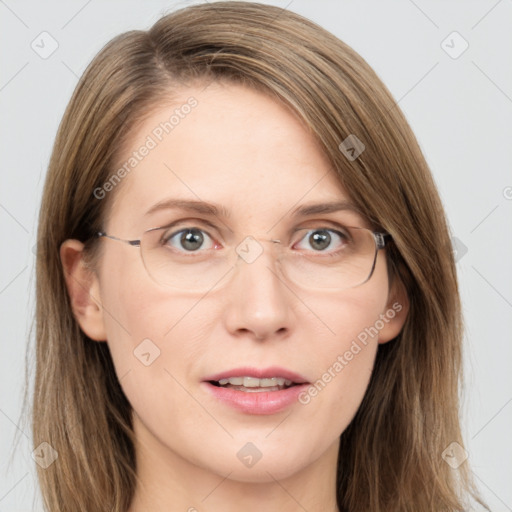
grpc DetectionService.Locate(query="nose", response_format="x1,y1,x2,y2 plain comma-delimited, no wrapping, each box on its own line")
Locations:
222,237,293,341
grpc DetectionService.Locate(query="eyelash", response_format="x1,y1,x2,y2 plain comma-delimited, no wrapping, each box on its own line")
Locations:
159,222,350,255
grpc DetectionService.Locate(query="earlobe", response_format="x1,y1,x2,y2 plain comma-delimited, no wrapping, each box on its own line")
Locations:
59,239,107,342
378,277,410,344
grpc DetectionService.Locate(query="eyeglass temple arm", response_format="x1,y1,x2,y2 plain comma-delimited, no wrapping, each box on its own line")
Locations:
96,231,141,247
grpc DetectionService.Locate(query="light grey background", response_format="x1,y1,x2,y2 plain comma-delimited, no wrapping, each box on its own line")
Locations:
1,0,511,510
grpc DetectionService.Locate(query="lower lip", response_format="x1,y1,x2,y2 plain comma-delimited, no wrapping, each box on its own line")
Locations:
201,382,310,415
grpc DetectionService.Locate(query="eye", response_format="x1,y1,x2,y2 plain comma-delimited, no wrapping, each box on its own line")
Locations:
161,227,218,253
293,228,350,254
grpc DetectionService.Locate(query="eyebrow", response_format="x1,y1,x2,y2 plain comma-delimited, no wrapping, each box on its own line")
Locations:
144,198,363,220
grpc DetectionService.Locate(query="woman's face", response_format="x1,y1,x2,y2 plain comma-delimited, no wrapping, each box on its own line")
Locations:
64,81,408,484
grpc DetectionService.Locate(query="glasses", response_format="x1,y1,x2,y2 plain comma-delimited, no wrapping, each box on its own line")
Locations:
95,223,390,293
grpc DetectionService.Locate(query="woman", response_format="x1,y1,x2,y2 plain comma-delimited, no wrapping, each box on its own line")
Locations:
31,2,489,510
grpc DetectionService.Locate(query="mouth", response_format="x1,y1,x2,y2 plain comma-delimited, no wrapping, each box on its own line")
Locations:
201,367,310,414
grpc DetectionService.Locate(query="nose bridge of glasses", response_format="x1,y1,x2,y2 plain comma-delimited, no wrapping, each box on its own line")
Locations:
230,234,285,267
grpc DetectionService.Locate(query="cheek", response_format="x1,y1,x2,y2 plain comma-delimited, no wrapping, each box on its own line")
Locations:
297,276,389,428
98,254,220,426
98,243,200,348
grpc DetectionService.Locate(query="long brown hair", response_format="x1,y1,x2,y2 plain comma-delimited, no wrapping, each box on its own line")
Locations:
23,2,489,510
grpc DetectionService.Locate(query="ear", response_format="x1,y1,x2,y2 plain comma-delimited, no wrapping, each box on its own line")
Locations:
378,274,410,344
59,239,107,342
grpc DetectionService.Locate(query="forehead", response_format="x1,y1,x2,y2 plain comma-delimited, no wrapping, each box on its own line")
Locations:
105,82,366,232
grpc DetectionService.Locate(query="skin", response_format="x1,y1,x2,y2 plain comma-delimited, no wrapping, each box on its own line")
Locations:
61,82,409,512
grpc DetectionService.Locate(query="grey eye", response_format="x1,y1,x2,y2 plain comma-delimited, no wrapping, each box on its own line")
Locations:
294,228,349,253
163,228,215,252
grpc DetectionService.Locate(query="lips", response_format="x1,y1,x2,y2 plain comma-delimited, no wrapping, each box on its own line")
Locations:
201,380,311,414
202,366,310,386
201,366,311,414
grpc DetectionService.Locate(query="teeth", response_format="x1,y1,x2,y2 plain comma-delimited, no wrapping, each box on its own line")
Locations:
232,386,282,392
217,377,294,387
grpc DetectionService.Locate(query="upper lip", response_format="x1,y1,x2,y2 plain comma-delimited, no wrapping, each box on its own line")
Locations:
203,366,309,384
